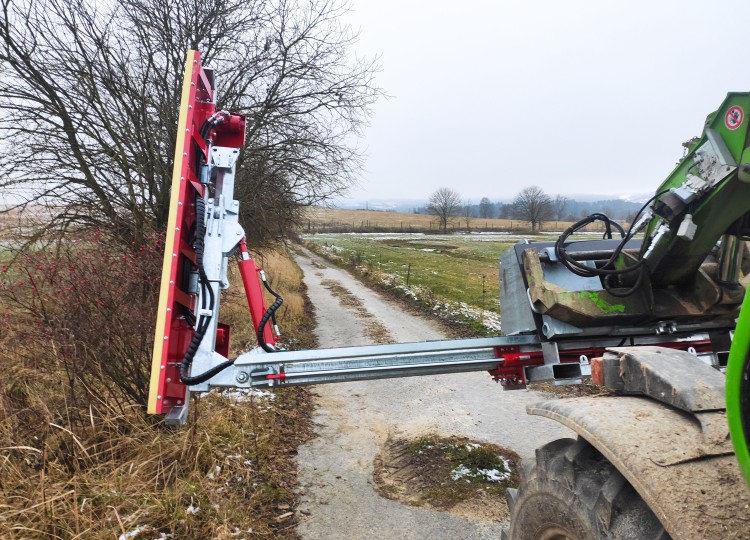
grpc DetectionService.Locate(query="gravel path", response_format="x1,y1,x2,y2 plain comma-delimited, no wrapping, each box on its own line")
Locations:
293,247,573,539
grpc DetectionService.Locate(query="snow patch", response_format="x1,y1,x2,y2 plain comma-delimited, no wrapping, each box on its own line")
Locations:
450,457,512,483
119,526,146,540
207,465,221,480
218,388,275,402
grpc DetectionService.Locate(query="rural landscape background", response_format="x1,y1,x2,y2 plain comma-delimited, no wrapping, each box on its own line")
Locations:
1,0,739,536
0,197,618,537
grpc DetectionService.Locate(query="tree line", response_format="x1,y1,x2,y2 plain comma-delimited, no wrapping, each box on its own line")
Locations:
424,186,643,233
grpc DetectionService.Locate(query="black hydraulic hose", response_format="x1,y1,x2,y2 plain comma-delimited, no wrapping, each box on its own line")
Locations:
199,111,229,142
180,197,235,384
555,216,639,276
552,190,671,296
258,299,284,353
554,213,643,296
603,264,647,297
257,279,283,353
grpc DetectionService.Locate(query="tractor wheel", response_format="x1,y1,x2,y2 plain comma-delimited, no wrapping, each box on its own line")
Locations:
502,438,669,540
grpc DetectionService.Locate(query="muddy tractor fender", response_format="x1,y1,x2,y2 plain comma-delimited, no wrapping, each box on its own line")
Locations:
520,347,750,539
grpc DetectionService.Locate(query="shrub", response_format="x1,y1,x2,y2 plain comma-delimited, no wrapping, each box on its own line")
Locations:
0,232,163,416
0,239,315,538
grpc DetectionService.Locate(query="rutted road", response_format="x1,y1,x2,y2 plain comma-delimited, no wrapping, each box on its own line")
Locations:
293,247,572,539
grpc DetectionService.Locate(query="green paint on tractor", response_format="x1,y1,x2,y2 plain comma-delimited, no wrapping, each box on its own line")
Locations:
580,292,625,314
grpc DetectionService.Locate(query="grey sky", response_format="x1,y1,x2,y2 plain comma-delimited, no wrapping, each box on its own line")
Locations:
341,0,750,204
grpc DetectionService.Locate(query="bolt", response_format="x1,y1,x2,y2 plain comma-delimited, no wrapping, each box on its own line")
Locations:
235,371,249,383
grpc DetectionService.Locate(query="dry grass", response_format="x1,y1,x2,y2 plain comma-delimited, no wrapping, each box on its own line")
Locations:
302,207,597,233
304,207,520,233
0,245,316,539
0,390,312,539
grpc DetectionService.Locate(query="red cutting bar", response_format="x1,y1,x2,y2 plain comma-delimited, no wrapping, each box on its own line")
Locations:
148,50,246,416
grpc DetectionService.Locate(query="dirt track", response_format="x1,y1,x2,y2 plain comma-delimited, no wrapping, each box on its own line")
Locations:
293,247,573,539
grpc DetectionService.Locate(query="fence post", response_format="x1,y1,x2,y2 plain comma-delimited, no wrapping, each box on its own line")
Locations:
406,263,411,287
482,274,486,315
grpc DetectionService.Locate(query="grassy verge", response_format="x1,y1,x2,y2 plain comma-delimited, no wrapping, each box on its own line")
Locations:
302,234,539,336
0,245,315,539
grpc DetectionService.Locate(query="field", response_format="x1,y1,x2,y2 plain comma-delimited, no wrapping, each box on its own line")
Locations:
302,207,606,234
303,231,552,334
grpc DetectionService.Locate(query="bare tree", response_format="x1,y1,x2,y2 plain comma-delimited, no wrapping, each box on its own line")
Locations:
427,187,462,233
553,195,570,221
479,197,494,219
0,0,380,246
512,186,553,233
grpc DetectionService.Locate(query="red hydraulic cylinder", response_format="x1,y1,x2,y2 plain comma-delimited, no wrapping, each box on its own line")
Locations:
238,239,277,348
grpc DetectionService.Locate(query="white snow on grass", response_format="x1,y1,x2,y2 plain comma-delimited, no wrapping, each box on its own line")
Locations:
207,465,221,480
380,275,503,332
480,466,512,482
218,388,275,402
119,526,146,540
450,464,472,481
450,457,512,483
186,501,200,515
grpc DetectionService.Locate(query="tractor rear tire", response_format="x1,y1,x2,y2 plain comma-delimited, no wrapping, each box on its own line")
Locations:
502,438,669,540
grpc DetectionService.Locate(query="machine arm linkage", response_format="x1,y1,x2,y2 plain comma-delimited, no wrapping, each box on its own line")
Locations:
190,336,538,389
185,334,713,392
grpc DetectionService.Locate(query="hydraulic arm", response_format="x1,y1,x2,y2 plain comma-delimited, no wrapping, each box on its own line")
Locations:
148,52,732,427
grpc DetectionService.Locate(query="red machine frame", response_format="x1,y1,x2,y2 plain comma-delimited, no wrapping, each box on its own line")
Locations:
147,51,274,416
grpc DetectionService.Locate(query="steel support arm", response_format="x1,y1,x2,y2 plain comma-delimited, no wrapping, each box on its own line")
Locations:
207,336,540,388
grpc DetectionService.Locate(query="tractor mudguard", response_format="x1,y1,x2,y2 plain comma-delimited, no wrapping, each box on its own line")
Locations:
528,395,750,538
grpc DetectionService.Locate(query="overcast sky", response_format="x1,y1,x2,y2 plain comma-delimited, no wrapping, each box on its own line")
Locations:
340,0,750,205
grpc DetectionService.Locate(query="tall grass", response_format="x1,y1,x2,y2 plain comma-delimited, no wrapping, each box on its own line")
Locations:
0,238,314,539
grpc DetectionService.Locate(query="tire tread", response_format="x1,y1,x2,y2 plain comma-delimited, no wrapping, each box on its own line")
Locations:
506,437,670,540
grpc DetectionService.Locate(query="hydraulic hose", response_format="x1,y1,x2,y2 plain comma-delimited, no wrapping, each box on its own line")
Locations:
179,197,235,384
257,278,283,353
